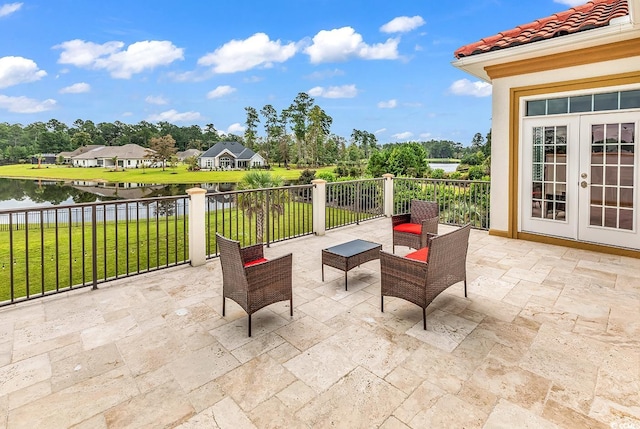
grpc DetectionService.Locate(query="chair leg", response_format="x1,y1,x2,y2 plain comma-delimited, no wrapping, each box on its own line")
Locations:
423,308,426,330
290,298,293,317
464,279,468,298
222,296,226,316
248,314,252,337
381,296,384,312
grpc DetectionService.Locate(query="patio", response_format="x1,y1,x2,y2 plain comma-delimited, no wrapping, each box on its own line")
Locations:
0,217,638,428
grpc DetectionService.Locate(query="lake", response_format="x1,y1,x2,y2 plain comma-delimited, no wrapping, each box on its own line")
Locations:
428,163,459,173
0,178,239,210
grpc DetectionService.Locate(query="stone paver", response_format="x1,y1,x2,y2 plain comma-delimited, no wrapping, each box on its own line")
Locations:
1,218,639,428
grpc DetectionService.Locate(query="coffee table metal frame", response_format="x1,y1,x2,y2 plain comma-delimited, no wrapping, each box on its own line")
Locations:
321,239,382,290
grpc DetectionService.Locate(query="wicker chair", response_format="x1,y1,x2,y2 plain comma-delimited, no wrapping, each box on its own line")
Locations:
380,224,471,329
392,200,439,253
216,233,293,337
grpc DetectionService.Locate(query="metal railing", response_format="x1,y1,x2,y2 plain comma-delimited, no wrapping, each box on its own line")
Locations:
394,178,490,230
0,195,189,306
325,178,385,230
0,177,491,305
205,184,314,257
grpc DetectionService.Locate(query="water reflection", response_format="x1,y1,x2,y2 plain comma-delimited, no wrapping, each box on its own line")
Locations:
0,178,239,210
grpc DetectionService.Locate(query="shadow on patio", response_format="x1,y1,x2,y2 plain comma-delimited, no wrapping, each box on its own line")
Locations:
1,217,638,428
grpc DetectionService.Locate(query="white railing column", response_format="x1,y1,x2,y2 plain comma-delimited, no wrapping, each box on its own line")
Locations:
186,187,207,266
383,173,394,217
311,179,327,236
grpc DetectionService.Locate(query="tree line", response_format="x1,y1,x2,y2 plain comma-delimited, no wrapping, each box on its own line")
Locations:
0,91,490,172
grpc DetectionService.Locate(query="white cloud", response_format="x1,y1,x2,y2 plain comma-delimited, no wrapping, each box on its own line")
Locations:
54,39,184,79
147,109,202,122
59,82,90,94
374,128,386,134
380,16,425,33
0,95,56,113
377,99,397,108
0,2,22,17
226,123,245,134
391,131,413,140
419,132,433,139
308,84,357,98
553,0,585,6
207,85,236,99
449,79,492,97
243,75,263,83
304,27,399,63
145,95,168,105
198,33,297,73
305,68,345,80
0,56,47,88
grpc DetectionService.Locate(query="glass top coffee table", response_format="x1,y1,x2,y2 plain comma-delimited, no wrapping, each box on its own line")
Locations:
322,239,382,290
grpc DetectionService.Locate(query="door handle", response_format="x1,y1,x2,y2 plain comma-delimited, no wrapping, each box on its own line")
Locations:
580,181,588,188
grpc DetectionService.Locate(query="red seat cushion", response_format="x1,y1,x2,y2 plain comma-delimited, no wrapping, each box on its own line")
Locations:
393,223,422,235
244,257,268,267
405,247,429,262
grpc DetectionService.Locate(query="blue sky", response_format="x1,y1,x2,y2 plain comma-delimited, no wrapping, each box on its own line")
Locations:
0,0,585,146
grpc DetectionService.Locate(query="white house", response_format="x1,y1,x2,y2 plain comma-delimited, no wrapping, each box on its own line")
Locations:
70,144,155,168
453,0,640,257
198,141,265,170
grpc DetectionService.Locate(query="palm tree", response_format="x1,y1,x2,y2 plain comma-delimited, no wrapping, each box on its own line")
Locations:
237,171,286,243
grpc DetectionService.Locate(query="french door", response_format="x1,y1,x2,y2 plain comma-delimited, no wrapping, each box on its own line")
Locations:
521,112,639,250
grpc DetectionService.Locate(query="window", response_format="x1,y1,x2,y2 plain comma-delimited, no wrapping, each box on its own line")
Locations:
526,89,640,116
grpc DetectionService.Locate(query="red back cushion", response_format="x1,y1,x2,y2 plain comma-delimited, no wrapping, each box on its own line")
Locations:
405,247,429,262
393,223,422,235
244,257,268,267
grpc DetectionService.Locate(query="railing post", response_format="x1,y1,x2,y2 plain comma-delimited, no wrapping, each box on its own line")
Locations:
187,187,207,267
383,174,394,217
92,205,98,290
311,179,327,236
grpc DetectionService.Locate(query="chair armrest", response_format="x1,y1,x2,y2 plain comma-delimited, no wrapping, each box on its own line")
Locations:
425,233,437,248
420,217,439,235
391,213,411,228
380,251,429,291
245,253,293,291
240,244,264,265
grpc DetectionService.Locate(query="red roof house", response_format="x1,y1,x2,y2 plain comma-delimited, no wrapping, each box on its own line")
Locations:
452,0,640,257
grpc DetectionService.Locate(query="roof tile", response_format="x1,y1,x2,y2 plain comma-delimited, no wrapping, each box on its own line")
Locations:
454,0,629,58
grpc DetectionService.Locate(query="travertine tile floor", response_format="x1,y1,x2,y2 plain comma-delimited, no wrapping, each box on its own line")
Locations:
1,218,639,428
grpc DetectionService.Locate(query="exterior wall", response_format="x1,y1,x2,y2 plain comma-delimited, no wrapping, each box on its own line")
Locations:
250,153,264,166
490,55,640,236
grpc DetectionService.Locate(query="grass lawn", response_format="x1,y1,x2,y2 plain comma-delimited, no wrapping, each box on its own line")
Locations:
0,164,337,184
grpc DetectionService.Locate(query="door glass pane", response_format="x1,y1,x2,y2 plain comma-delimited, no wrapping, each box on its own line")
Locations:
533,126,568,221
589,122,635,230
591,166,603,185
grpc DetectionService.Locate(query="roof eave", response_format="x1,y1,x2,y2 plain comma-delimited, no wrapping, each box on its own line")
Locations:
452,19,639,82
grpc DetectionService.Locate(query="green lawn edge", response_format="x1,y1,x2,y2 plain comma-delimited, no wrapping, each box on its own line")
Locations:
0,164,337,184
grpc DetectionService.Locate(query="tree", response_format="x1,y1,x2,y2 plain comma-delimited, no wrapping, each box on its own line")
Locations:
147,135,177,171
351,129,378,159
307,105,332,167
260,104,280,166
287,92,314,165
237,171,286,243
244,107,260,151
70,131,92,149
